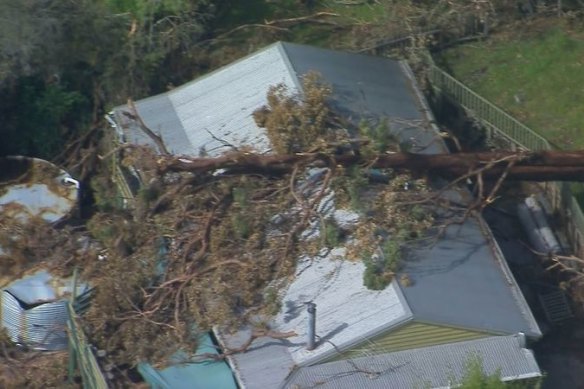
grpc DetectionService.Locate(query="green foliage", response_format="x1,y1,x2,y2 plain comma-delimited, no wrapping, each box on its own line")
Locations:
457,355,532,388
363,238,401,290
138,183,161,204
347,169,368,211
0,77,88,158
254,72,333,154
0,0,217,158
105,0,192,15
90,175,122,212
232,212,251,240
459,356,506,389
231,185,252,239
352,173,434,290
322,220,342,248
264,287,282,316
359,118,398,154
333,166,369,212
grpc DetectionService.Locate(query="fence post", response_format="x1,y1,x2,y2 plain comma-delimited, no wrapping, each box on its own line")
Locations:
68,268,79,384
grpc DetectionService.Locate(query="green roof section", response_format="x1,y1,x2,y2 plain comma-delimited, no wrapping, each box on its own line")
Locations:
137,333,237,389
330,321,490,361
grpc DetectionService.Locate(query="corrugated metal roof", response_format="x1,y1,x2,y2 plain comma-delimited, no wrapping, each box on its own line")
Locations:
0,271,90,350
1,291,69,350
137,332,237,389
219,249,412,388
113,43,298,156
283,334,542,389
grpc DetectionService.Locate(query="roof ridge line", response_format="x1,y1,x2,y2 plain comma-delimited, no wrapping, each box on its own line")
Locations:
277,42,303,91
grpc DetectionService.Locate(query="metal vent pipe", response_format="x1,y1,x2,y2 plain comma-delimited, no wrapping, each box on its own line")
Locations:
306,302,316,351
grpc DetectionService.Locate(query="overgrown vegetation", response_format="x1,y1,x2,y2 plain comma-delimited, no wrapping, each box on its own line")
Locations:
457,355,534,388
0,329,78,388
254,72,335,154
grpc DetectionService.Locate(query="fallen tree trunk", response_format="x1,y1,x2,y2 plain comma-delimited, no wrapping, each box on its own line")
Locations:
156,149,584,181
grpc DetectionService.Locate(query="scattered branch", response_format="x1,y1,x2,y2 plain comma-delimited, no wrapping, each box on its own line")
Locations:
124,99,170,155
264,12,341,27
198,329,297,361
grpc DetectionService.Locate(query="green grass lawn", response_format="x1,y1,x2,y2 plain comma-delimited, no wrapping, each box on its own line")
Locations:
437,19,584,149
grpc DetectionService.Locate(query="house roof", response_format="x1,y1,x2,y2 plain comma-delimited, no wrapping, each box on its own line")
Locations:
111,42,445,156
217,249,413,388
400,216,541,337
217,214,541,389
282,334,542,389
112,42,541,389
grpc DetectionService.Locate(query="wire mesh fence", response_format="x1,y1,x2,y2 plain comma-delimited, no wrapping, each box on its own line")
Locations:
67,272,108,389
426,61,584,258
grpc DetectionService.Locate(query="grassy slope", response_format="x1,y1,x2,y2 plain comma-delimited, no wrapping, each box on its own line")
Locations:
437,18,584,149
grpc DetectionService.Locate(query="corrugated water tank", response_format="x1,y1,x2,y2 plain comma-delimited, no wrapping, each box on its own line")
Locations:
0,156,83,350
517,195,561,255
1,270,90,350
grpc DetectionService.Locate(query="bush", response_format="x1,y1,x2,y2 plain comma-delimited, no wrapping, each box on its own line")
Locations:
362,238,401,290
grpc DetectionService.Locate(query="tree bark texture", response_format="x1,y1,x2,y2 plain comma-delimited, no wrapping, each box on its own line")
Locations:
156,150,584,182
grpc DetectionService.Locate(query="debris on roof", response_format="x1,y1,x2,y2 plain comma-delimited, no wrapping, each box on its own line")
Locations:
107,41,542,388
111,42,446,158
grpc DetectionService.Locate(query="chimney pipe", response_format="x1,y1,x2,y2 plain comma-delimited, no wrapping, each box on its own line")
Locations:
306,302,316,351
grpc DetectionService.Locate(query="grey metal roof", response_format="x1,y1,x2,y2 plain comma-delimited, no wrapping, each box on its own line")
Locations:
217,217,540,389
112,42,298,156
218,326,298,389
400,215,542,338
283,334,541,389
111,41,445,157
280,42,445,155
218,250,413,388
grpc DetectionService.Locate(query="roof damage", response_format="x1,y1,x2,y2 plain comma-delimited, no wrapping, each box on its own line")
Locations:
111,42,543,388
